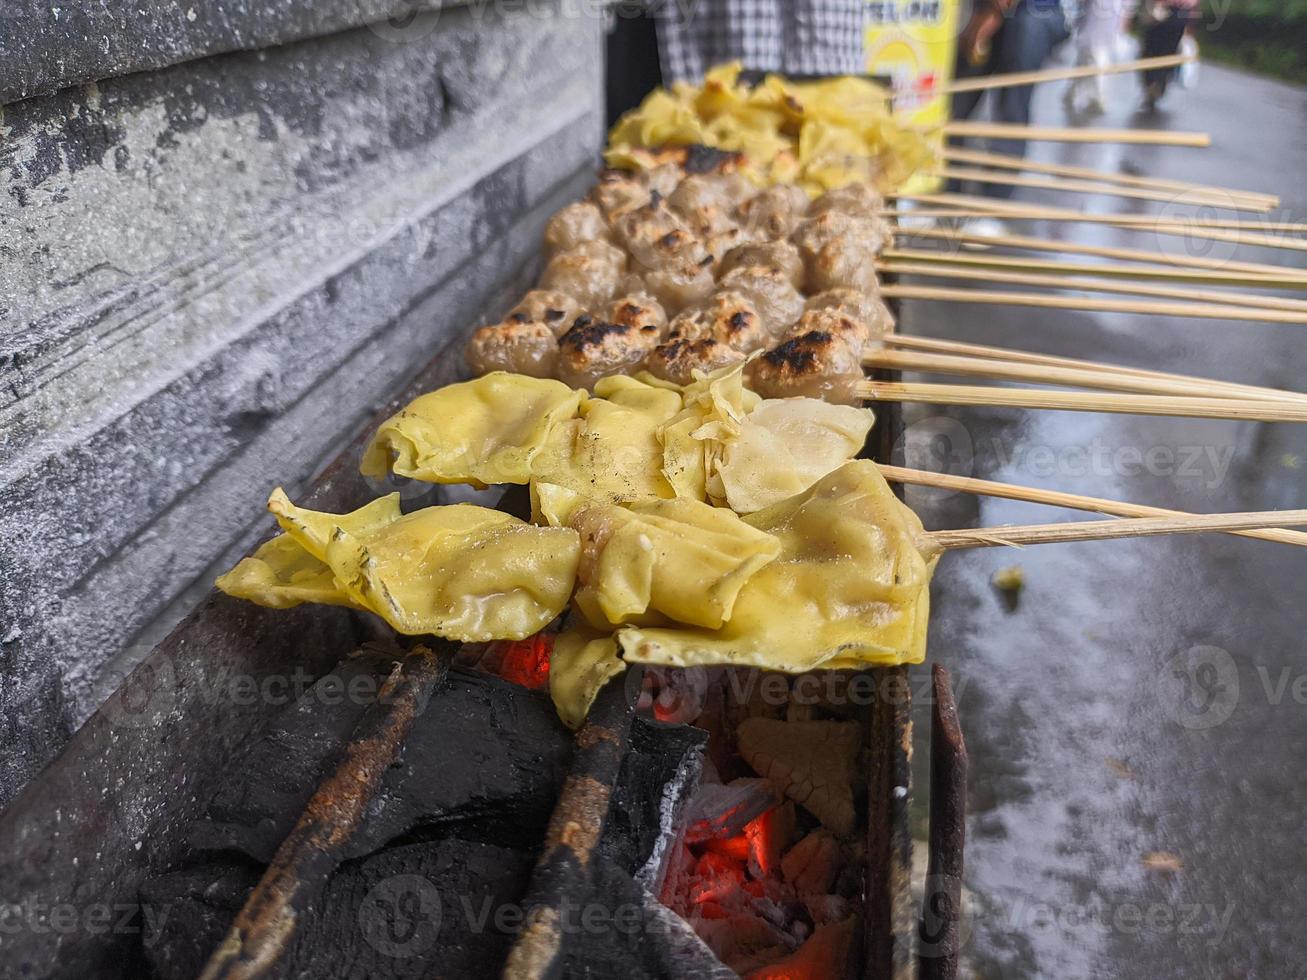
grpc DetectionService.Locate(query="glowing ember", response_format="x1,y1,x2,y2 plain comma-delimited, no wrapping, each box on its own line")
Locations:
493,633,553,689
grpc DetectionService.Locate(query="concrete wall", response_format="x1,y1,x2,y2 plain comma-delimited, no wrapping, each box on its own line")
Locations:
0,2,606,810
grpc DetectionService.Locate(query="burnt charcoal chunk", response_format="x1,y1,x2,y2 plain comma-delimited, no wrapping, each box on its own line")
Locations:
141,840,531,980
600,717,706,875
190,659,573,863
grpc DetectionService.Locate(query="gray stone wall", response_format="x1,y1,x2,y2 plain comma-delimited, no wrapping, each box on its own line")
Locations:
0,3,606,810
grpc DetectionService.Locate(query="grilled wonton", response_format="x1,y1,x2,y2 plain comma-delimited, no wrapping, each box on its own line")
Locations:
548,625,626,730
616,460,935,671
361,372,584,488
528,374,684,511
537,482,780,631
714,397,874,513
217,489,581,642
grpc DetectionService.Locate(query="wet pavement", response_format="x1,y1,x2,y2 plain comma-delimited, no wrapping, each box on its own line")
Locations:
900,57,1307,978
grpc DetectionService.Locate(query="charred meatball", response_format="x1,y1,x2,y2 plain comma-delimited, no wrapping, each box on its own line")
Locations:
666,291,767,353
667,174,749,238
557,313,662,390
607,293,668,337
543,201,610,254
465,319,558,378
509,290,587,338
718,265,806,337
719,240,805,289
747,330,866,405
645,337,747,386
805,289,895,338
783,308,874,358
615,201,708,271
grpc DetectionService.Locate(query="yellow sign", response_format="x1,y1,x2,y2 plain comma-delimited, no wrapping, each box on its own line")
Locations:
865,0,960,191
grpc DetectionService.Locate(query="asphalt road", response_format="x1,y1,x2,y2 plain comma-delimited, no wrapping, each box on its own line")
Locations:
900,57,1307,979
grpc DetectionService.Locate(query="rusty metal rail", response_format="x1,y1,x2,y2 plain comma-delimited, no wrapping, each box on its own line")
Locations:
501,666,643,980
199,645,450,980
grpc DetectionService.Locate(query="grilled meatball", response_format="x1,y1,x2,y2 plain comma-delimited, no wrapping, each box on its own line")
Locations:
607,293,668,337
557,314,662,390
809,182,885,220
718,265,806,337
703,225,754,270
544,202,610,255
465,320,558,378
805,289,895,338
737,184,811,240
719,241,805,289
784,308,874,358
666,291,767,353
539,242,626,311
792,210,891,256
644,337,747,386
615,202,709,272
805,234,880,294
509,290,587,338
747,330,866,405
667,174,749,237
642,259,718,317
643,163,685,199
592,170,650,219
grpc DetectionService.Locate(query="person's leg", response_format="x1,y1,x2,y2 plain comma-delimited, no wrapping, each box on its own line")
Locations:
987,5,1069,197
946,39,997,195
1141,8,1186,101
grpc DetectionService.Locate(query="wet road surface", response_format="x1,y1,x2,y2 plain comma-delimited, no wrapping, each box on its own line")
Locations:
901,56,1307,979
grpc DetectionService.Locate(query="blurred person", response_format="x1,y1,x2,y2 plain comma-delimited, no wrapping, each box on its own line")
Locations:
651,0,866,84
948,0,1072,234
1064,0,1138,114
1138,0,1200,110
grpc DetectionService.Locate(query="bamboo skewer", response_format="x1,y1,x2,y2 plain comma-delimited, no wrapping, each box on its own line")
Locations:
878,283,1307,323
935,122,1211,148
879,465,1307,548
856,380,1307,421
924,509,1307,552
926,166,1275,212
879,333,1307,405
864,348,1307,403
897,194,1307,248
886,225,1307,279
939,146,1277,208
879,261,1307,313
937,53,1194,96
880,247,1307,289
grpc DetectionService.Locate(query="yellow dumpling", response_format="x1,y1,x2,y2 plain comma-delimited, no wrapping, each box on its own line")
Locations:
655,361,760,503
715,397,875,513
529,374,683,510
616,460,936,672
537,482,780,631
548,625,627,730
217,490,581,642
360,372,584,488
215,533,364,611
216,492,404,610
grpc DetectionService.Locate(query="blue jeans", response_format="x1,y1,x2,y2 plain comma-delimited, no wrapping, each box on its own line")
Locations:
950,3,1071,198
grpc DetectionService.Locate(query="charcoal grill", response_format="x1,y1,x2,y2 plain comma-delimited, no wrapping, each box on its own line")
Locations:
0,296,966,979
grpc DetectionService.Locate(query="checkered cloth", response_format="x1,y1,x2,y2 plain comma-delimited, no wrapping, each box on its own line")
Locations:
652,0,867,84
